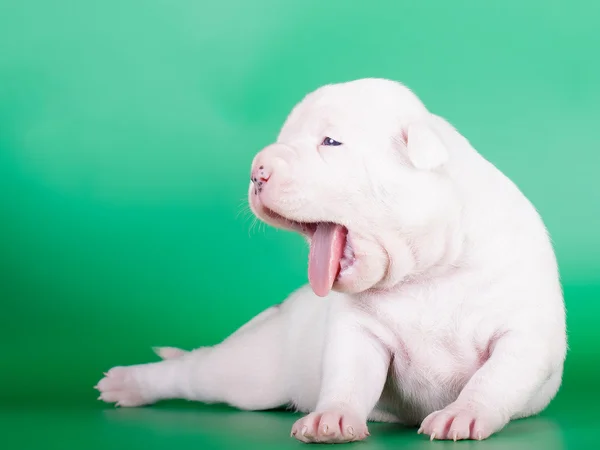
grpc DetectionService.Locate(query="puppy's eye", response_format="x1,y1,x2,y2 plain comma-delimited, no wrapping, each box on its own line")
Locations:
321,137,342,146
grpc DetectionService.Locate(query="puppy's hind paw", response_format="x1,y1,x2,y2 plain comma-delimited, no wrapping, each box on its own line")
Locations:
95,366,151,407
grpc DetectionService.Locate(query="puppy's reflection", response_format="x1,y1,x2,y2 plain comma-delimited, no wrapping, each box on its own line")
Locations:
104,403,565,450
369,416,565,450
103,403,298,447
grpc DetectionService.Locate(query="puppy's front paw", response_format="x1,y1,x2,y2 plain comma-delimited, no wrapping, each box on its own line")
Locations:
291,410,369,444
95,366,152,407
419,402,505,441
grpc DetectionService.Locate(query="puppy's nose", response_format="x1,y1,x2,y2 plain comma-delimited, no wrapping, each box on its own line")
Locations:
250,163,272,193
250,143,293,195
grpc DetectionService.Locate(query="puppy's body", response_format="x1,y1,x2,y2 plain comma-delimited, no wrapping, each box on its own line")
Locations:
97,79,566,443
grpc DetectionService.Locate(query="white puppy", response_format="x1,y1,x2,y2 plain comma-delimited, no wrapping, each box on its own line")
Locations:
97,79,566,443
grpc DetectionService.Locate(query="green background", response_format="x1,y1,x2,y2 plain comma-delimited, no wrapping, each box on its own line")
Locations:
1,1,598,448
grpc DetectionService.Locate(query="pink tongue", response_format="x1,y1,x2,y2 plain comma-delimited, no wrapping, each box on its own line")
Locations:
308,223,347,297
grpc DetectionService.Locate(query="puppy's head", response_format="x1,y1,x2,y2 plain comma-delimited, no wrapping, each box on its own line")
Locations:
249,79,461,297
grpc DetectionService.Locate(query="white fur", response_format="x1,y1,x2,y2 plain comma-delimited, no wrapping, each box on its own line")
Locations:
97,79,566,443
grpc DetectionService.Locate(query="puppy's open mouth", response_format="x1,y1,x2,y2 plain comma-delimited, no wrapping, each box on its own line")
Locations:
263,208,356,297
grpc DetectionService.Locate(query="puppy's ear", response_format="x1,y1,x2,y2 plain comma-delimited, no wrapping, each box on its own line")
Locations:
403,121,448,171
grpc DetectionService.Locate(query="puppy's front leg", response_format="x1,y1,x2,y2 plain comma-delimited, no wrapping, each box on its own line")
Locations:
292,309,390,444
419,332,563,441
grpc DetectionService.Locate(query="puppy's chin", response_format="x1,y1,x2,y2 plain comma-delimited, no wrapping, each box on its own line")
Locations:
333,273,375,295
332,239,389,295
333,268,387,295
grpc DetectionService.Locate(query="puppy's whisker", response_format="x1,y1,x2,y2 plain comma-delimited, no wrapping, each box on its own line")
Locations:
236,205,249,220
249,217,259,237
238,207,253,222
236,198,252,221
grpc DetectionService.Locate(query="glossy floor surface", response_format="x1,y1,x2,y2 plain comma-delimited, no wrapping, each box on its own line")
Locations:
2,389,597,450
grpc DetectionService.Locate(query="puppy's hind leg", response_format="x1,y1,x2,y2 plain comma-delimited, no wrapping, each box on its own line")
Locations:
96,305,289,410
151,307,281,362
153,346,187,360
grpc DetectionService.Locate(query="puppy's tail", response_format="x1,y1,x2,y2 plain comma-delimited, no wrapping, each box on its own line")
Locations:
152,346,188,360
